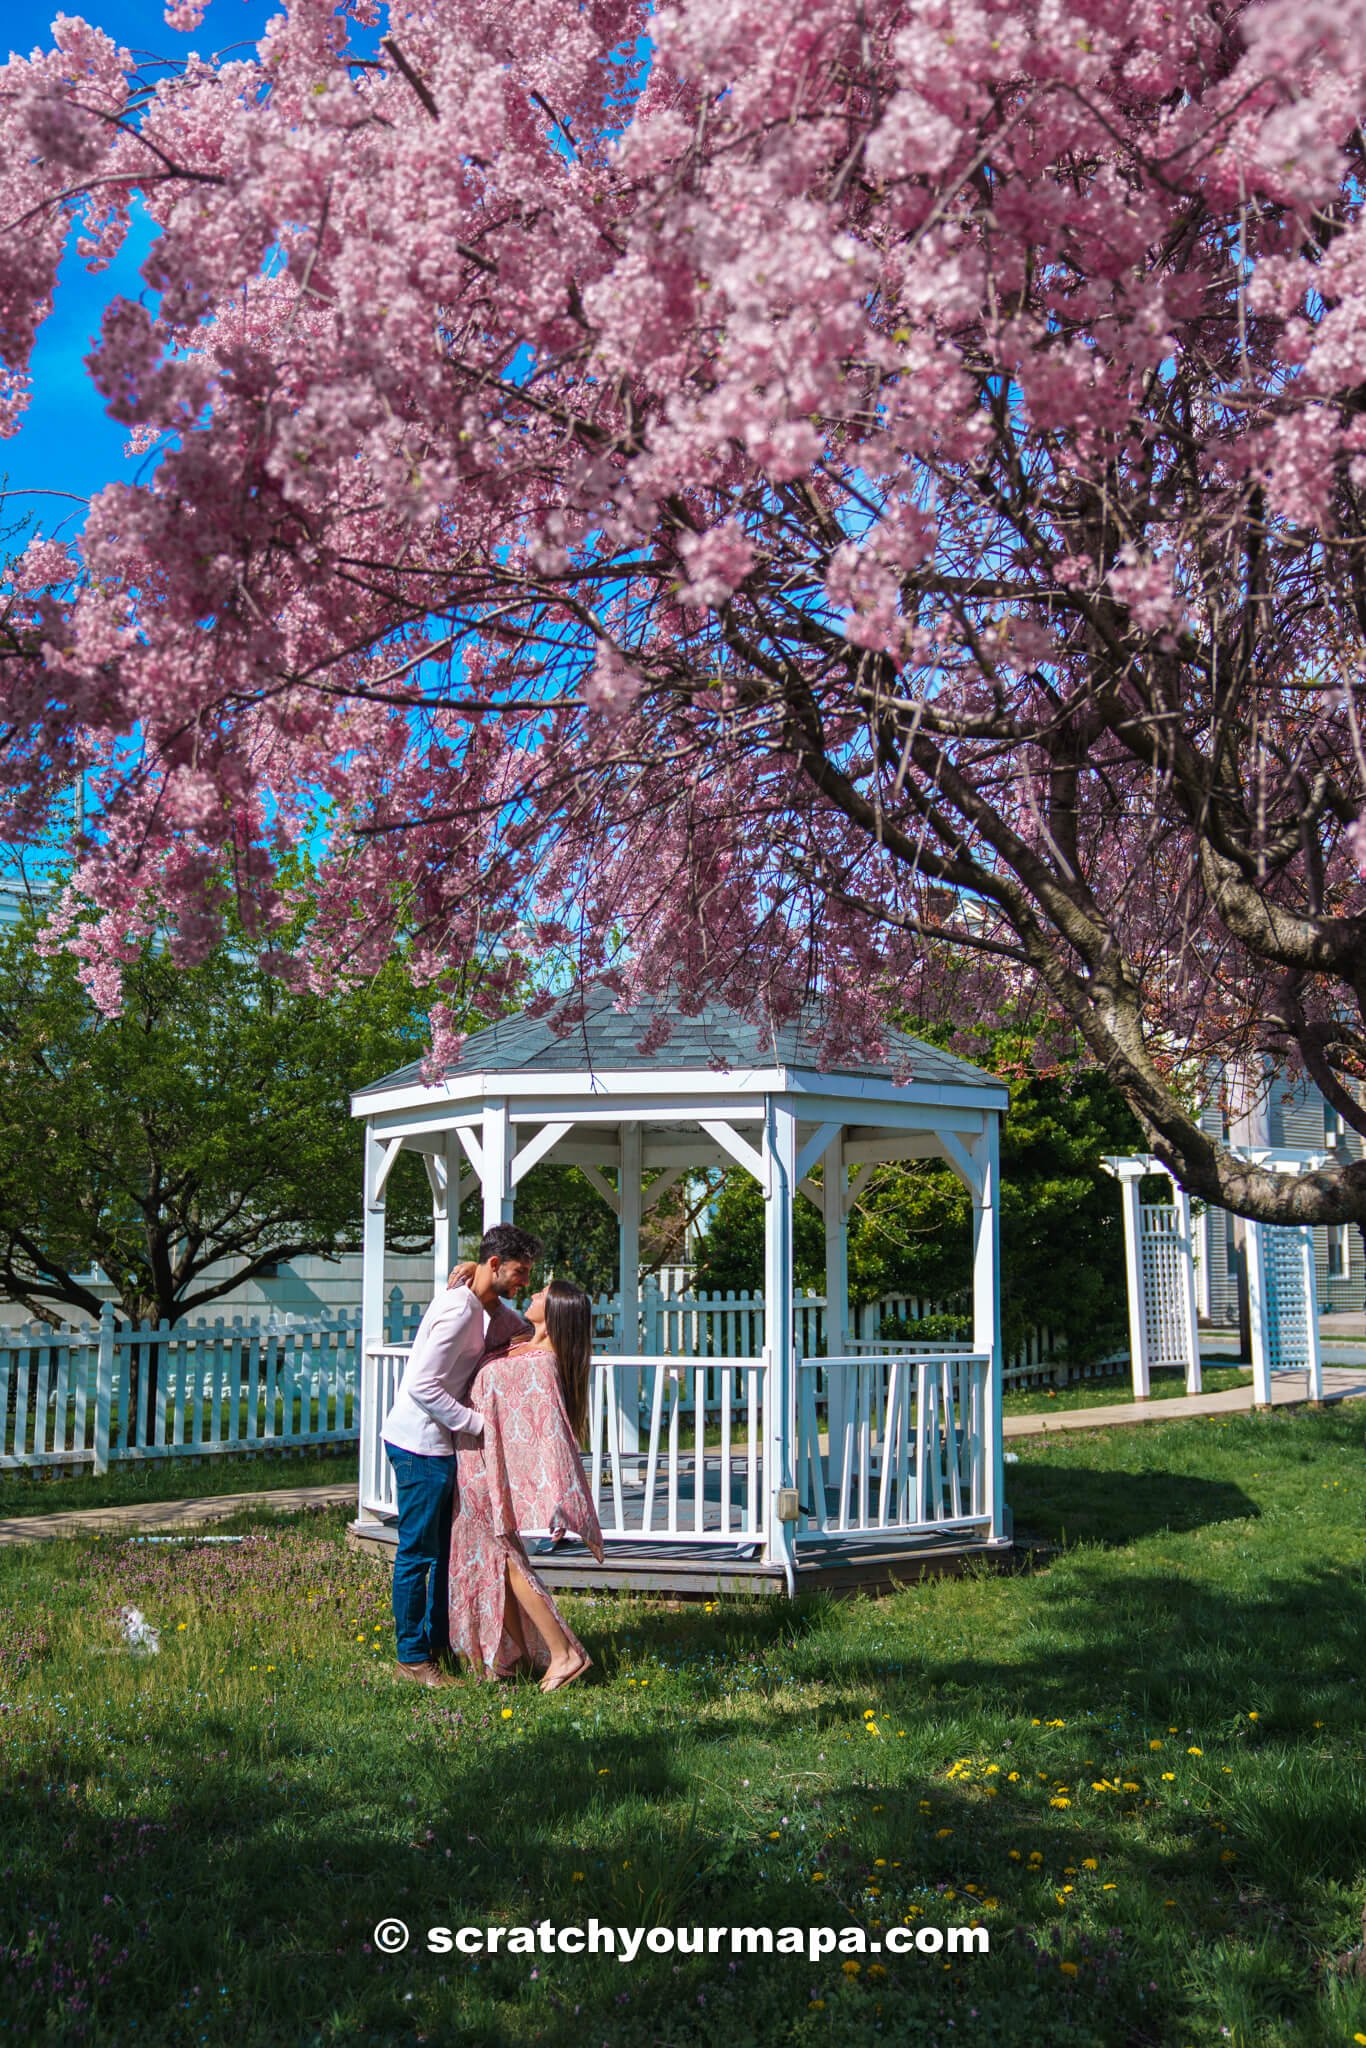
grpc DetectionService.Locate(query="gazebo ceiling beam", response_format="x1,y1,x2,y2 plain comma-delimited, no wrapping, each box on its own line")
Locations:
371,1135,407,1198
510,1120,574,1186
937,1130,985,1194
642,1166,687,1214
700,1119,769,1187
578,1162,621,1216
794,1120,844,1186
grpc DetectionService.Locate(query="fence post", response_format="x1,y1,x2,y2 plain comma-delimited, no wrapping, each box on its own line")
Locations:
386,1285,405,1345
92,1303,114,1475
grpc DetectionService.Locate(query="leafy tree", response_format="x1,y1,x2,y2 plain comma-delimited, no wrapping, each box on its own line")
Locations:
0,899,445,1332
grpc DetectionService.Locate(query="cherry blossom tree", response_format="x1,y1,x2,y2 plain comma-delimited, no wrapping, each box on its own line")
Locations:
3,0,1366,1222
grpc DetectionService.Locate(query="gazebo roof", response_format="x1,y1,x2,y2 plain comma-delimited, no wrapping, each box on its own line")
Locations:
355,985,1002,1101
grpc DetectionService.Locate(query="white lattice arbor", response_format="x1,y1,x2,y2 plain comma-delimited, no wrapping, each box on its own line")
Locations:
1101,1157,1203,1397
349,989,1011,1591
1104,1150,1327,1406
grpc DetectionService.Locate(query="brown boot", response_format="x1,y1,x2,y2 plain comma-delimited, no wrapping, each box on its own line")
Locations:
393,1658,455,1689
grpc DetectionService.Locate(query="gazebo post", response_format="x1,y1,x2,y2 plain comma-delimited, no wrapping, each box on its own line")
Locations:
1117,1168,1150,1397
822,1129,850,1496
618,1121,643,1468
480,1099,514,1230
358,1122,388,1521
764,1097,799,1590
429,1151,451,1294
970,1116,1007,1545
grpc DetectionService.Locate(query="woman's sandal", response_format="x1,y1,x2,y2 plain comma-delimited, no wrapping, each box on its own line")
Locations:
540,1654,592,1694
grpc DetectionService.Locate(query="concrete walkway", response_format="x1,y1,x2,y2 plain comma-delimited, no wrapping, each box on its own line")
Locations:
1,1364,1363,1547
0,1483,355,1547
1002,1362,1366,1437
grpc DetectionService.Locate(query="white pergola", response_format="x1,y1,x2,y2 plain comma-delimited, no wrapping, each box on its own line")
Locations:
350,990,1010,1590
1103,1151,1325,1406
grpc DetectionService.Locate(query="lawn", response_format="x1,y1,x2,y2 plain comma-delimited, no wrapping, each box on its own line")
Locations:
1,1407,1364,2047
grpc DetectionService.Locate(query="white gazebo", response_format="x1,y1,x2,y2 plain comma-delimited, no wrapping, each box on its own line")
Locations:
349,989,1010,1595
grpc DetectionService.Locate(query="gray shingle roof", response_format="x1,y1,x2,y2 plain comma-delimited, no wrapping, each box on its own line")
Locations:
355,987,999,1097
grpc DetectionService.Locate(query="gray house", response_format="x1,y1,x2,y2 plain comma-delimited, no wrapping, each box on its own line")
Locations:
1195,1069,1363,1323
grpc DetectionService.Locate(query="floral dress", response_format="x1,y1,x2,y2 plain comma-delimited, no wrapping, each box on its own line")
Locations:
447,1345,603,1678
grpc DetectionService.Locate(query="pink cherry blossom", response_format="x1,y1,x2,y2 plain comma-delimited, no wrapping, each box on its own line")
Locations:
0,0,1362,1225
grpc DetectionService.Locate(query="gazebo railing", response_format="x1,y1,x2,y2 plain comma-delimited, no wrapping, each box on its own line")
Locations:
359,1348,769,1540
587,1355,766,1545
797,1352,992,1538
361,1345,995,1549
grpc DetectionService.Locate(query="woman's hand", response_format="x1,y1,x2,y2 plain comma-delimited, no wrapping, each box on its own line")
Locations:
447,1260,477,1289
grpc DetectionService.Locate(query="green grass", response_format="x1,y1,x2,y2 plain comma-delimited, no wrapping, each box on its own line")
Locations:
1004,1362,1254,1416
0,1446,358,1520
2,1408,1366,2046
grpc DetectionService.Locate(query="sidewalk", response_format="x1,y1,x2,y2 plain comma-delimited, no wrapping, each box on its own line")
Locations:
1003,1362,1366,1437
1,1365,1363,1547
0,1482,355,1548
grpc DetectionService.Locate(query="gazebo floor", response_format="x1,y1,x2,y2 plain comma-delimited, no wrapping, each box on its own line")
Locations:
348,1513,1013,1598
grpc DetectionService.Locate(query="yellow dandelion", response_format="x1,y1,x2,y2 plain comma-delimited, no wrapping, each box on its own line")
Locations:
1009,1849,1022,1860
1082,1858,1098,1871
1247,1711,1259,1721
1161,1772,1176,1781
1148,1739,1163,1751
571,1872,585,1882
812,1872,827,1883
1187,1747,1202,1757
1059,1960,1079,1977
501,1707,513,1720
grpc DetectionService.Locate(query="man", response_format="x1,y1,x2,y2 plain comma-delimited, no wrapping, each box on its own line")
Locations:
382,1222,543,1687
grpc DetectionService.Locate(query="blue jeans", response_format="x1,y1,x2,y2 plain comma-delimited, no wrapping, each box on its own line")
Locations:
385,1442,456,1664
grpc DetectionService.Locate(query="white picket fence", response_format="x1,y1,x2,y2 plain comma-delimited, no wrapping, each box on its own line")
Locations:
2,1282,1094,1475
1,1305,358,1473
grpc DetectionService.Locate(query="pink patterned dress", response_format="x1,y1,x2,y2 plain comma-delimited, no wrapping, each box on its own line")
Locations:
448,1345,603,1679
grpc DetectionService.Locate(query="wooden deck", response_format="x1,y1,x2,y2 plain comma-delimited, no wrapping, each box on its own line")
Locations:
348,1512,1011,1596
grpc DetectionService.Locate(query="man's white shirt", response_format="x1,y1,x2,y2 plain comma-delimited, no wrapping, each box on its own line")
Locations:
382,1284,527,1457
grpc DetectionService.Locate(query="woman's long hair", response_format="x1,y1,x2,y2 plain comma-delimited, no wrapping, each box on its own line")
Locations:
544,1279,593,1442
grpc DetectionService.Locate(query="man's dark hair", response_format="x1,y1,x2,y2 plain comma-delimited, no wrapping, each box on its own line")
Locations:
479,1222,543,1265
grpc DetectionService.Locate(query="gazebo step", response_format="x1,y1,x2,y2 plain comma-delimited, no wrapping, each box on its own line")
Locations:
347,1516,1013,1598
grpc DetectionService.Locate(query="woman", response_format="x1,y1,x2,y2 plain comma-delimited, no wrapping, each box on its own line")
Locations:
447,1274,603,1693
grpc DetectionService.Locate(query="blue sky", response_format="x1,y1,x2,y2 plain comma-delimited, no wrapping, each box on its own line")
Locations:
3,2,277,536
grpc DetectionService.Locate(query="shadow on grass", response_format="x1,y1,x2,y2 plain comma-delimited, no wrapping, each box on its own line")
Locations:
1007,1464,1259,1549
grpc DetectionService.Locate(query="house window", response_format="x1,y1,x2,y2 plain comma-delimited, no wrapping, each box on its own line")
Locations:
1327,1225,1351,1279
1325,1102,1345,1148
